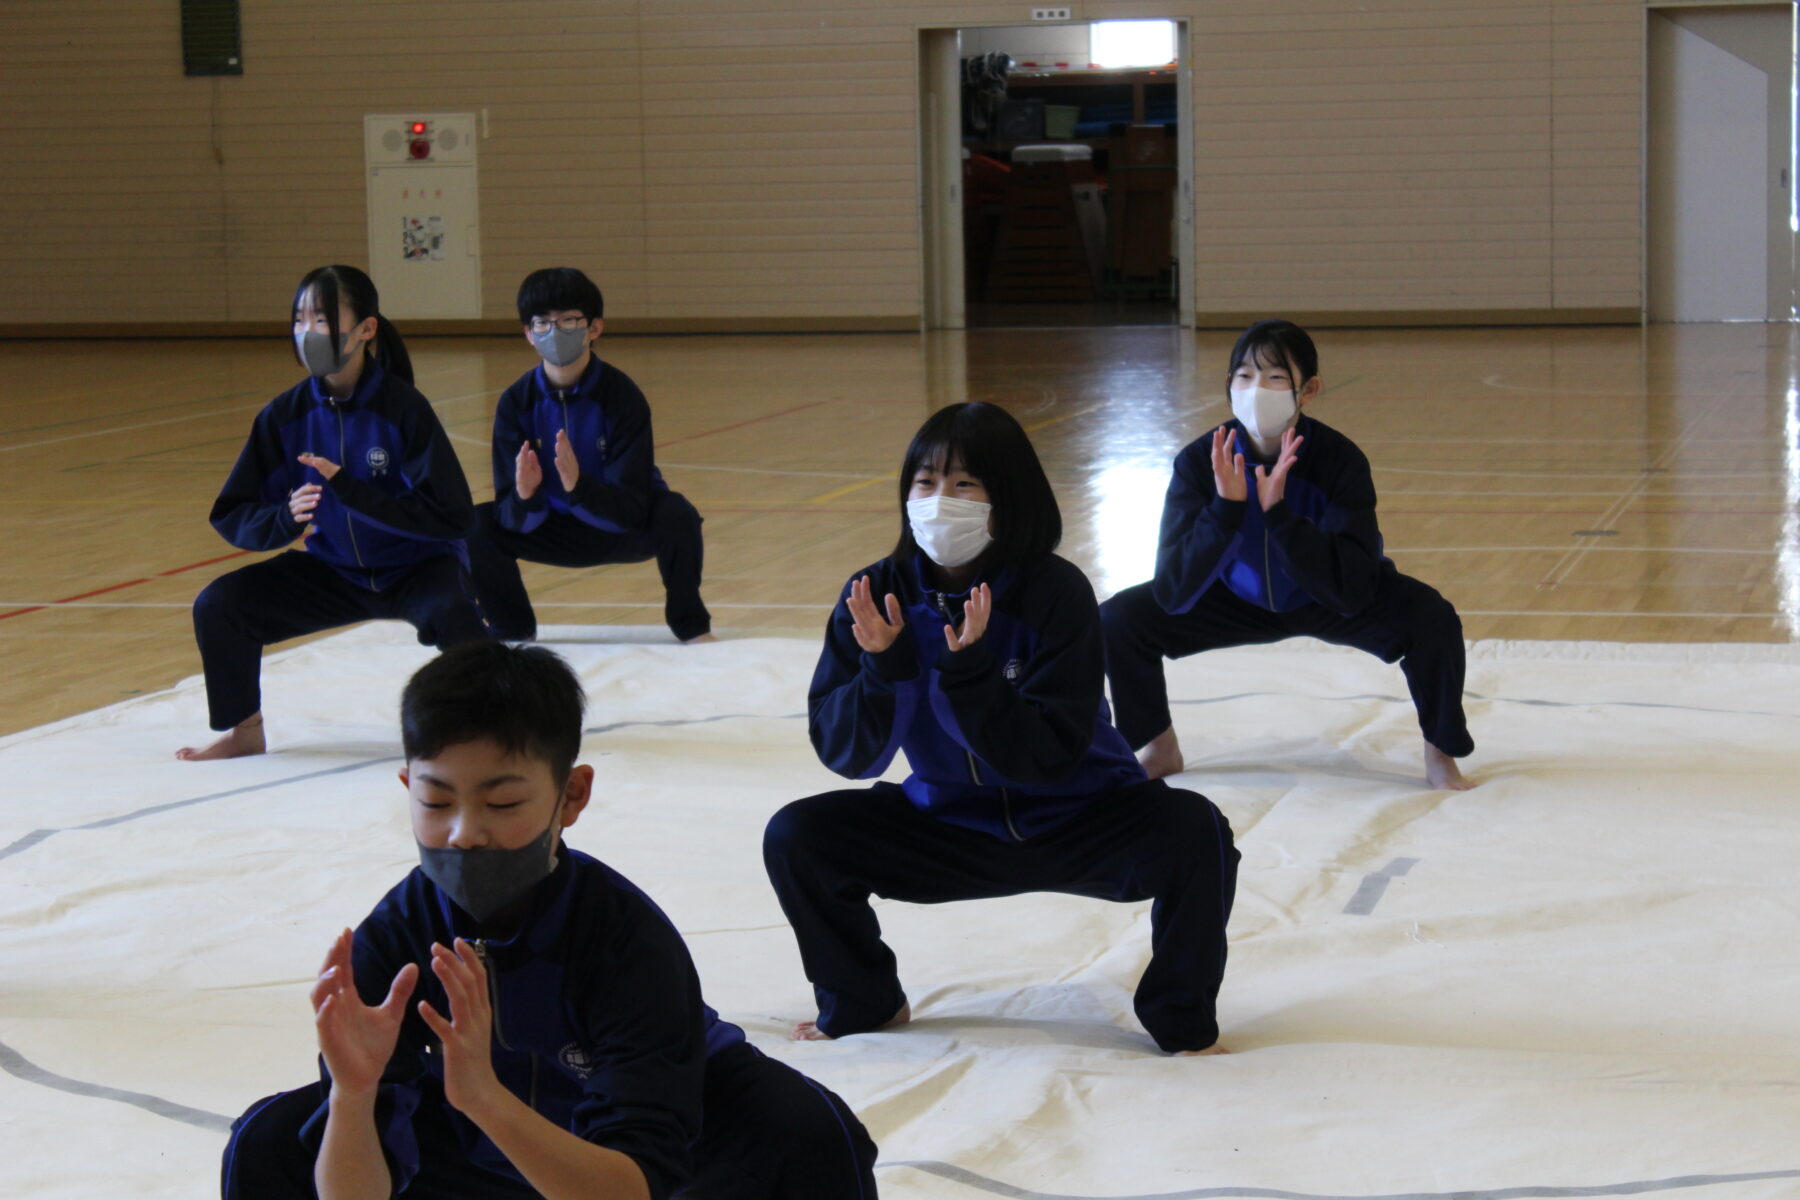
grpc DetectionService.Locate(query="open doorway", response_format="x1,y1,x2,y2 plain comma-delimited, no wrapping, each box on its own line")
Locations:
1646,4,1797,321
919,19,1193,330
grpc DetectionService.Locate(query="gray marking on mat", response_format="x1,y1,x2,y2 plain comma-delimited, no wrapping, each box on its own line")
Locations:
1343,856,1420,915
0,756,396,862
1171,691,1798,721
0,715,808,863
0,1038,233,1133
584,712,805,736
878,1160,1800,1199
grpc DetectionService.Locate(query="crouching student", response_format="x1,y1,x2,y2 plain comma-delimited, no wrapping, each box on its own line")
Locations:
1099,318,1475,790
762,402,1239,1056
464,268,713,644
179,265,485,761
221,642,877,1199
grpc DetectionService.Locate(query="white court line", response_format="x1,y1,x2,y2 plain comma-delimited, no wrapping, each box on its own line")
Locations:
1372,464,1772,479
0,388,493,455
1459,609,1784,618
657,461,875,479
1381,488,1783,497
1540,402,1718,587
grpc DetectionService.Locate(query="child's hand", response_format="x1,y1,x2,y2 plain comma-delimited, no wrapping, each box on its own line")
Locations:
1210,427,1247,502
312,928,418,1099
944,582,991,652
847,574,906,654
1253,429,1304,510
418,939,504,1120
553,430,580,492
515,441,543,501
297,453,341,481
289,483,324,525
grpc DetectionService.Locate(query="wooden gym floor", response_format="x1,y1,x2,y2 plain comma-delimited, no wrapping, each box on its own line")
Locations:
1,322,1795,740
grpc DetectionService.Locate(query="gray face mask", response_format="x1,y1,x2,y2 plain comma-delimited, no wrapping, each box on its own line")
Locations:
531,324,589,369
417,813,559,923
296,329,358,378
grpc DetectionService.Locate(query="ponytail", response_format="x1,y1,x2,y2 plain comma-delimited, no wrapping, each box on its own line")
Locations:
372,313,414,385
291,264,412,385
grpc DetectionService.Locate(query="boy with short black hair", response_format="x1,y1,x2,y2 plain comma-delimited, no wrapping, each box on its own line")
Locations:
465,268,713,644
220,641,877,1199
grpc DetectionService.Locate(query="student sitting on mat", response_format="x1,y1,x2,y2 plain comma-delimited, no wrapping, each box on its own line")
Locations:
464,268,713,644
1099,318,1475,791
762,402,1239,1056
179,265,484,761
220,641,878,1199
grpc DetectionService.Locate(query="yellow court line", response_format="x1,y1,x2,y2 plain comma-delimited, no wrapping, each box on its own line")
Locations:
806,473,896,504
802,406,1101,504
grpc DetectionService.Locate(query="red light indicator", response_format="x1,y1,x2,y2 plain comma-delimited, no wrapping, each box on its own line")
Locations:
410,122,426,134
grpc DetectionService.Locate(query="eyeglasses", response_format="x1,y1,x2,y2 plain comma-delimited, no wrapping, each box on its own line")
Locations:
528,315,590,334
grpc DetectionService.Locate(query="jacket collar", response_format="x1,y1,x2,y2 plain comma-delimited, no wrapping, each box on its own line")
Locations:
533,354,604,404
307,358,386,409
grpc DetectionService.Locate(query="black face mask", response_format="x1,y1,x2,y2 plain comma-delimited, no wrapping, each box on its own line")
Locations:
417,808,559,923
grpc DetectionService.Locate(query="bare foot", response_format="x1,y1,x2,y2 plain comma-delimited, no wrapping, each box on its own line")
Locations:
792,1001,911,1042
680,632,718,645
1176,1043,1229,1057
1424,743,1474,791
176,714,266,761
1137,726,1184,780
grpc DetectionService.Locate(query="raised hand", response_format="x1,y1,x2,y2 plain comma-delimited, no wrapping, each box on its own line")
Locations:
1253,429,1305,510
297,453,341,481
846,574,906,654
1210,426,1247,502
515,441,543,501
289,482,324,525
417,939,503,1119
312,928,418,1098
553,430,580,492
944,582,991,652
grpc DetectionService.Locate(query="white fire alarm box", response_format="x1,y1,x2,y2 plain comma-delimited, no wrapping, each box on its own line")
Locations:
364,113,481,318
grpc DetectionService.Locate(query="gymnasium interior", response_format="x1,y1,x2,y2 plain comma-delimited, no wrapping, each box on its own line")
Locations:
2,4,1797,1197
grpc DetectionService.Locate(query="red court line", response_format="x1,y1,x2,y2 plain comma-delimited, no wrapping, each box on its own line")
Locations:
0,401,829,624
0,549,252,622
654,401,827,450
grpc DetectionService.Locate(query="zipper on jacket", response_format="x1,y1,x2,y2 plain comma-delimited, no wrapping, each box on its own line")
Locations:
471,940,511,1051
472,940,538,1113
333,405,372,587
936,590,1024,842
1263,530,1276,611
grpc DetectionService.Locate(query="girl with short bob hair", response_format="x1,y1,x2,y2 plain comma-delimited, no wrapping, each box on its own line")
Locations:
763,401,1240,1055
177,265,485,760
1100,317,1476,790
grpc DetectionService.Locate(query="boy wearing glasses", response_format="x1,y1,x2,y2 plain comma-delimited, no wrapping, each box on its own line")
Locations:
466,268,713,643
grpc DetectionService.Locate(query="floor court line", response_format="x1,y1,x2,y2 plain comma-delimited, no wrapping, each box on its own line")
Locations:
0,550,253,622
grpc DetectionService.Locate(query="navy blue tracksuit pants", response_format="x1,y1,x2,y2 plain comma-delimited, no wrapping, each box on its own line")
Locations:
220,1042,878,1199
1100,565,1474,758
762,779,1238,1054
464,492,711,643
191,550,487,731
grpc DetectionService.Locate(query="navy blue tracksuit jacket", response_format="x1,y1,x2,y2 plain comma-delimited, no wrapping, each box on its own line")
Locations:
208,363,472,589
319,849,743,1199
489,356,667,536
1155,414,1389,617
810,552,1146,841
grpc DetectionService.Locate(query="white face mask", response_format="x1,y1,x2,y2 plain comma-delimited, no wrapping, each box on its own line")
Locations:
1230,385,1298,443
907,495,994,568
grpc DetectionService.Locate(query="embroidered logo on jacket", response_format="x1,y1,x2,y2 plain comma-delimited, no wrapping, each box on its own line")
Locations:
595,437,607,456
1003,658,1024,682
365,446,391,475
558,1043,598,1078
